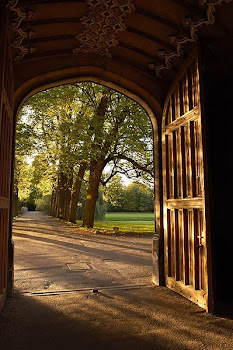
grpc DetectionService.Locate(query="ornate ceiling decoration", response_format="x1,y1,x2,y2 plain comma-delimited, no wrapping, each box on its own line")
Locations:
149,0,233,78
73,0,135,58
7,0,36,61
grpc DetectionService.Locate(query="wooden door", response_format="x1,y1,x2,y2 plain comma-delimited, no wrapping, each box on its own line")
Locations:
0,7,14,302
162,52,211,311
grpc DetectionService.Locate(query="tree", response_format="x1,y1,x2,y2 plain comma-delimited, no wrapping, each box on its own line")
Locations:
14,111,39,214
82,90,153,227
22,84,93,220
104,175,126,212
16,82,154,227
104,178,154,213
124,182,154,212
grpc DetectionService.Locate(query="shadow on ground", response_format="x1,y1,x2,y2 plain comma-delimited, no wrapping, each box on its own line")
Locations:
0,212,232,349
1,286,233,350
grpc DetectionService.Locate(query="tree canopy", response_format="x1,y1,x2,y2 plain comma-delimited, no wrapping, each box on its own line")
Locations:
15,82,154,227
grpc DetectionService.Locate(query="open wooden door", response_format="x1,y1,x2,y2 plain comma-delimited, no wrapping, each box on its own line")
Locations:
0,7,14,306
162,51,212,311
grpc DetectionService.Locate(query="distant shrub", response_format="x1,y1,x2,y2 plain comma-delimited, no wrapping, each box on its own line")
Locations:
19,199,36,211
35,195,51,214
94,191,106,221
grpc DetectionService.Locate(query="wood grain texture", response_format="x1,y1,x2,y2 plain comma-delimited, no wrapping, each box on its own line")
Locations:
0,7,14,297
162,51,210,311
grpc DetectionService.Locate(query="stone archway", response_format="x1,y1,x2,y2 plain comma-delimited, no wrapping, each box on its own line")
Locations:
1,0,233,314
13,71,165,287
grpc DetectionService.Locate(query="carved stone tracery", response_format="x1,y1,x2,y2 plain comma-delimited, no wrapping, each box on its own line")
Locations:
149,0,233,78
74,0,135,58
7,0,36,61
4,0,232,71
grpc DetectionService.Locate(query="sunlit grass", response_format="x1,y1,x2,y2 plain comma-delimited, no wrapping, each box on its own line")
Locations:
105,212,154,222
94,222,155,233
77,212,155,234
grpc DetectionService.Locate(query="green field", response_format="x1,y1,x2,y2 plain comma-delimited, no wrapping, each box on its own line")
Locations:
94,212,155,234
105,212,154,222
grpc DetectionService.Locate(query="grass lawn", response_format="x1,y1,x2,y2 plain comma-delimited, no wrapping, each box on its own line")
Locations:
77,212,155,234
105,212,154,222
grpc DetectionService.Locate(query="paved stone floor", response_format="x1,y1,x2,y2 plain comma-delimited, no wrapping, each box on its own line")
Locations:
13,212,152,293
0,212,233,350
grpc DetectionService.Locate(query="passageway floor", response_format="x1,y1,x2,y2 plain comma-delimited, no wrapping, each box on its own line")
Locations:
0,212,232,350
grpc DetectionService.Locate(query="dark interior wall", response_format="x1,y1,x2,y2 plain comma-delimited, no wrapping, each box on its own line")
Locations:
200,37,233,313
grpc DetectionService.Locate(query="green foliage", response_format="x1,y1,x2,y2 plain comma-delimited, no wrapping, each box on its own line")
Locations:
105,177,154,212
124,182,154,212
104,175,126,212
14,158,32,201
35,195,51,214
16,153,54,210
20,82,153,181
16,82,153,223
30,154,54,197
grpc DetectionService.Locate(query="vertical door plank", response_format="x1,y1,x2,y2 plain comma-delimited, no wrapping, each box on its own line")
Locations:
165,135,170,199
195,119,202,196
178,209,183,281
193,61,199,108
185,124,192,197
170,210,175,278
188,209,194,287
165,101,170,127
176,128,183,198
198,210,204,291
168,134,174,199
180,126,187,198
174,87,180,119
172,131,178,199
174,209,180,280
171,93,176,122
190,121,197,197
187,66,194,111
182,72,189,114
168,97,173,125
167,209,172,277
193,209,200,290
183,209,189,285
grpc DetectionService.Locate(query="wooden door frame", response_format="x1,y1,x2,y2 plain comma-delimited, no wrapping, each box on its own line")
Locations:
0,5,14,310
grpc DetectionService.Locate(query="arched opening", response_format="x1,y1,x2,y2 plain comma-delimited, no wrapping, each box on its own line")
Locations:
14,72,163,235
0,0,233,327
12,80,163,295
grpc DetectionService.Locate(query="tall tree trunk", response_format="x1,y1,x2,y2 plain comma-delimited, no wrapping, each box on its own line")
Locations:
82,158,105,228
50,188,56,216
82,92,125,228
69,163,87,223
56,172,66,219
13,190,19,217
63,175,73,221
55,188,60,218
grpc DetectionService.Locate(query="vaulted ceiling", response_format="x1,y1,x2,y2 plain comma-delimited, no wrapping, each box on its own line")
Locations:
8,0,233,115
